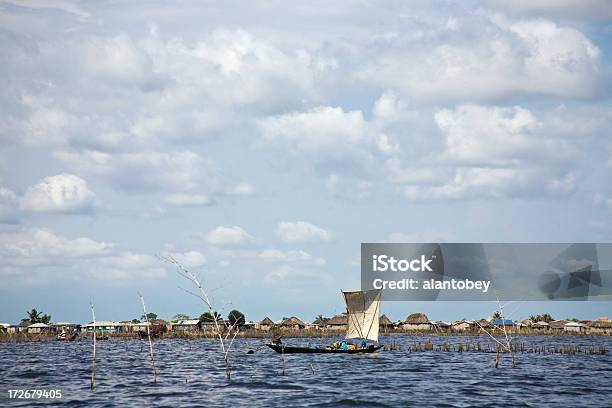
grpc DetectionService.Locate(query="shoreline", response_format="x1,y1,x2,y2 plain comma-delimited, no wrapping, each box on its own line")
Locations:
2,329,610,343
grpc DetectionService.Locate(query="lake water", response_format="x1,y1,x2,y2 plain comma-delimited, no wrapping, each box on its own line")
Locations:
1,334,611,407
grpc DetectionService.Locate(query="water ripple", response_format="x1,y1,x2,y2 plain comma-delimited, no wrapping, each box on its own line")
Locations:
0,335,610,407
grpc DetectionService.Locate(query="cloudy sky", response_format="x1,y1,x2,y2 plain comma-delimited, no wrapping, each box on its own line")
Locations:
1,0,611,324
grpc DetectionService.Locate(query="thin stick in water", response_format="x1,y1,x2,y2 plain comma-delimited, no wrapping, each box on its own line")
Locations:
139,292,157,383
90,301,96,390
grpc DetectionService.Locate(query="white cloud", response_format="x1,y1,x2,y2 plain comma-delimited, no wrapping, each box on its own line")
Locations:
89,253,167,281
205,246,327,271
593,196,612,213
231,182,254,195
20,173,95,213
400,167,577,201
358,16,602,101
80,33,158,87
55,150,228,201
204,226,256,247
385,231,456,243
435,104,561,165
383,158,452,185
0,228,111,262
325,174,374,200
259,106,365,152
164,194,211,207
0,227,169,282
0,187,18,219
54,149,256,208
161,250,207,269
276,221,333,244
20,95,80,147
484,0,612,20
259,249,325,265
506,20,601,97
263,265,333,287
256,99,590,203
383,103,581,201
2,0,92,21
2,27,338,156
373,91,406,120
258,106,397,164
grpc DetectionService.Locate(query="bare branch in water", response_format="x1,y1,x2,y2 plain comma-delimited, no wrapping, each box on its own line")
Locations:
473,287,517,368
159,254,239,379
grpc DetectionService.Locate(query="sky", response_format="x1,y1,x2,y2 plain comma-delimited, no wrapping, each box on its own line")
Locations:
1,0,611,325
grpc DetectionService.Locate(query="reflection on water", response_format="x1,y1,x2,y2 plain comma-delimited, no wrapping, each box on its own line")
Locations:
0,335,611,407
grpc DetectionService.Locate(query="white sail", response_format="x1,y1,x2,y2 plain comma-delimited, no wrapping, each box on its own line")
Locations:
342,289,381,343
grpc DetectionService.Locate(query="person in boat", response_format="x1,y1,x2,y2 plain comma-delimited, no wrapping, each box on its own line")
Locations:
272,337,283,346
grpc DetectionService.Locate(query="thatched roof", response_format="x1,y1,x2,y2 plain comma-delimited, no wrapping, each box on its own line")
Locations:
19,319,32,328
405,313,429,324
379,314,393,326
327,314,348,326
476,319,490,327
280,316,306,327
312,317,329,325
259,317,274,325
150,319,167,325
589,319,612,328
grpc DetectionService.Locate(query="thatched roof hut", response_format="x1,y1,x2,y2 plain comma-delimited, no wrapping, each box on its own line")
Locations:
401,313,431,331
405,313,429,324
379,314,393,327
589,319,612,329
254,317,275,331
476,318,490,328
312,317,329,326
327,314,348,326
280,316,306,328
587,319,612,334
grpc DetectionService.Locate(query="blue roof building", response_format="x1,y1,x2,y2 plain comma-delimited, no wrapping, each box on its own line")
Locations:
491,319,514,326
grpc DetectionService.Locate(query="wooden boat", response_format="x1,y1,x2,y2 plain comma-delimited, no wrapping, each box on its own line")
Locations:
266,343,383,354
267,289,383,354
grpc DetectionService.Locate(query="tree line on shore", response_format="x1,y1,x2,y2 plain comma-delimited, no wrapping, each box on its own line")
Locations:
16,308,247,326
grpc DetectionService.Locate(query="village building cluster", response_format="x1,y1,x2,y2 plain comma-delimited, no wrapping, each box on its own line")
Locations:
2,314,611,336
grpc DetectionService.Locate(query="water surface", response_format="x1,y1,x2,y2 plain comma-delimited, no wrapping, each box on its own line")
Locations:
1,335,610,407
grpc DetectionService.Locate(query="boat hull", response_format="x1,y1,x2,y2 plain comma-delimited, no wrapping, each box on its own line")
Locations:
266,344,383,354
